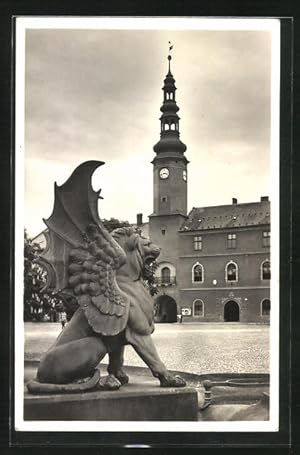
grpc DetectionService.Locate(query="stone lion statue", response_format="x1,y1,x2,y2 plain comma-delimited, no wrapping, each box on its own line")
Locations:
27,161,185,393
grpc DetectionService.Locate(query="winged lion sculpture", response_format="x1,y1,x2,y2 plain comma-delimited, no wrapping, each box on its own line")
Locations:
27,161,186,393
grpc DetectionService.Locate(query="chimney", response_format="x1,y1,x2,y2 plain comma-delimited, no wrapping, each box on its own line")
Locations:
232,198,238,205
261,196,269,202
137,213,143,226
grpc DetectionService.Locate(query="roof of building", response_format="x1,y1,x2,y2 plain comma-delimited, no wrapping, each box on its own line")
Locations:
180,199,270,232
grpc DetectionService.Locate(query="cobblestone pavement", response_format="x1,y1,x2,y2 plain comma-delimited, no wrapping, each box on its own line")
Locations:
24,322,270,374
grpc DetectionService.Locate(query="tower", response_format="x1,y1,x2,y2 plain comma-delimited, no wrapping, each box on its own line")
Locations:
151,54,189,217
149,51,189,320
149,52,189,245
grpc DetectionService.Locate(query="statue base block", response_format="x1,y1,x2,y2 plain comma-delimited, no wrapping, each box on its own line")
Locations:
24,376,198,421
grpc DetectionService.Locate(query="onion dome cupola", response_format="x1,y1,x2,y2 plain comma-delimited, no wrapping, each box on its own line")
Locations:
153,54,188,163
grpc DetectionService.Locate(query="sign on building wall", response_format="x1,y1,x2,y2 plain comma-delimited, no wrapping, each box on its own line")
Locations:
181,308,192,316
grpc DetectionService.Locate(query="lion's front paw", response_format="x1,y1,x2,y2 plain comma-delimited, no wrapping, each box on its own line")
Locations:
159,374,186,388
97,374,122,390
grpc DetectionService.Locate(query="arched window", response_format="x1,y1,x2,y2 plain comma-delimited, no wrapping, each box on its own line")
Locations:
155,262,176,286
164,123,170,131
263,231,270,247
193,299,204,317
225,261,238,282
261,299,270,316
261,260,271,280
161,267,171,284
192,263,204,283
170,123,175,130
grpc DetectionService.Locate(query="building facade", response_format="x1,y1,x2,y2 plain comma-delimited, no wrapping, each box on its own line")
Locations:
148,54,270,323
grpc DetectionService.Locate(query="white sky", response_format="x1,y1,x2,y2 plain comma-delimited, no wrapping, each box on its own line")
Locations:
23,19,276,237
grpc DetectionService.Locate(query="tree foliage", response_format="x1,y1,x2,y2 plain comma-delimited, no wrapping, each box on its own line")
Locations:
23,230,64,322
102,217,130,232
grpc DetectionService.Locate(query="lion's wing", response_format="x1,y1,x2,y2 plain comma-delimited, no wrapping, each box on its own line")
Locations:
68,222,130,336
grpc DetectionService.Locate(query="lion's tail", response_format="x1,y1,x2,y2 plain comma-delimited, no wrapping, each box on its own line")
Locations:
26,369,100,394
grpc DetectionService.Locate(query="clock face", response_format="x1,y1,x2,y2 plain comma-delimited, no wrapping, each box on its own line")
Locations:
159,168,169,179
183,170,187,181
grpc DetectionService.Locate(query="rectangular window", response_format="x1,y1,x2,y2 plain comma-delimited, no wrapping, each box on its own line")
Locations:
193,236,202,251
263,231,270,247
227,233,236,248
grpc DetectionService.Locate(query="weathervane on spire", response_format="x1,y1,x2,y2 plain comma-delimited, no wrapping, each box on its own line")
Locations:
168,41,173,71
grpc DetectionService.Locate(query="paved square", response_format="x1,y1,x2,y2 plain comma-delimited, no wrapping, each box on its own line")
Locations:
24,322,269,374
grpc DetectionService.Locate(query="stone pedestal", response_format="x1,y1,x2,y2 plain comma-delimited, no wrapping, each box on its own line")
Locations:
24,381,198,421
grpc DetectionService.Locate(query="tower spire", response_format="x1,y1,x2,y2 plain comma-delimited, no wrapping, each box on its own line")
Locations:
153,44,187,159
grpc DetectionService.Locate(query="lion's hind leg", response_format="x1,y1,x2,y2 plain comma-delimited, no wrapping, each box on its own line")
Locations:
37,336,107,385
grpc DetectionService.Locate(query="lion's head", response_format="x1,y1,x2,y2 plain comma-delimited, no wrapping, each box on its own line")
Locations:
111,227,160,282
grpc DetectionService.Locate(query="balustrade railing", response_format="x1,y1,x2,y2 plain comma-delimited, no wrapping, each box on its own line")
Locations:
154,276,176,286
